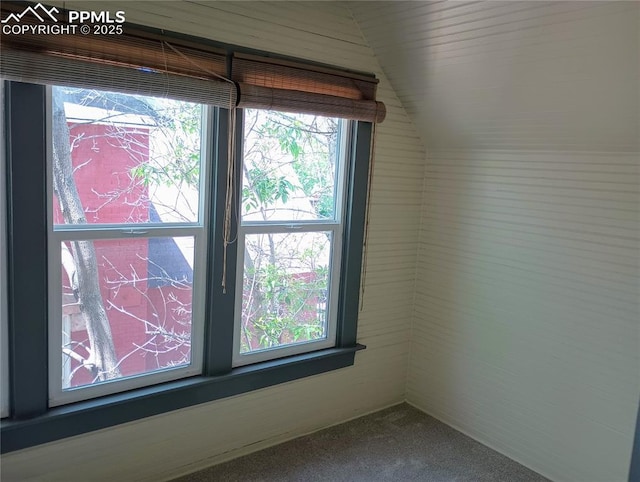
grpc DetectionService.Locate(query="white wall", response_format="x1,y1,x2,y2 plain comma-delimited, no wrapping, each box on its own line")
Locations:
352,2,639,481
1,2,425,480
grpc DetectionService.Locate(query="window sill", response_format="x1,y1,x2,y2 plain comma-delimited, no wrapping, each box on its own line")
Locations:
0,344,365,454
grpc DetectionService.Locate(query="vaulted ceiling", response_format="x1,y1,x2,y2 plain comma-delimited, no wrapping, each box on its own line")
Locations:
349,1,639,152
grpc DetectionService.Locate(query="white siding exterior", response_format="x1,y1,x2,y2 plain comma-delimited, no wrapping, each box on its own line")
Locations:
1,2,425,481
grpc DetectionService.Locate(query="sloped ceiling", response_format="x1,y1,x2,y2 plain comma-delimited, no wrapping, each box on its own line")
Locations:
350,1,639,152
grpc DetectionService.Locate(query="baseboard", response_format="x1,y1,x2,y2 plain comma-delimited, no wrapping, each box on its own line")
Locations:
155,399,406,482
405,399,557,482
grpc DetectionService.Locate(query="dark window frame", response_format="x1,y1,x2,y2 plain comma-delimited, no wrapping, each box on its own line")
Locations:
1,74,370,452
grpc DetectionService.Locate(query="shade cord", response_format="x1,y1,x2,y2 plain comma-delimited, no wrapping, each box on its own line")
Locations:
162,41,238,293
359,117,377,311
222,107,237,293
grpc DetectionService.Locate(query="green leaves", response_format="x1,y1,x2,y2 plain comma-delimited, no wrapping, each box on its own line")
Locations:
131,158,199,188
242,257,328,351
242,110,339,220
244,167,294,213
262,117,303,160
129,100,202,192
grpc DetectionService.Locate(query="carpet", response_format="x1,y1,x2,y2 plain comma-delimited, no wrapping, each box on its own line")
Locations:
172,403,548,481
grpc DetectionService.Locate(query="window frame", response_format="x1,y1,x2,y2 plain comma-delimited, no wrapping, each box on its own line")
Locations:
0,79,370,453
232,111,350,367
46,87,214,406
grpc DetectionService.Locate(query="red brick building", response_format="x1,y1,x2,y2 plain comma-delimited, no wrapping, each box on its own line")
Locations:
57,107,193,387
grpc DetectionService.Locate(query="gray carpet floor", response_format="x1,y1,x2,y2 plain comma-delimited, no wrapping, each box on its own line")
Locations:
172,403,548,482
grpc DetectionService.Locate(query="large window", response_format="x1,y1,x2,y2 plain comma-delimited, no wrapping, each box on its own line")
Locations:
0,8,383,452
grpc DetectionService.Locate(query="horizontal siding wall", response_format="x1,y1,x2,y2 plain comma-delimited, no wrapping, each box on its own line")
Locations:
413,149,639,482
352,2,639,482
1,2,424,481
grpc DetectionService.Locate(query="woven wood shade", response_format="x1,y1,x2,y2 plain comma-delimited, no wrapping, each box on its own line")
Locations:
236,83,385,123
0,2,385,122
0,3,234,106
0,49,236,107
233,54,385,122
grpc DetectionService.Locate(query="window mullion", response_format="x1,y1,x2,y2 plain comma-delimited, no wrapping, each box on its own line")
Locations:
6,82,49,418
336,121,372,347
203,108,238,376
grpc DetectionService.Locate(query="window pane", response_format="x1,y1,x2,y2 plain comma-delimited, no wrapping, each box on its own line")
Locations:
242,109,340,222
60,237,194,389
52,86,203,225
241,232,332,353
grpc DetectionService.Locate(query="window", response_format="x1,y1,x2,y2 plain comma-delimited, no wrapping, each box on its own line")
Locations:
235,110,347,365
48,87,209,405
0,6,384,452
